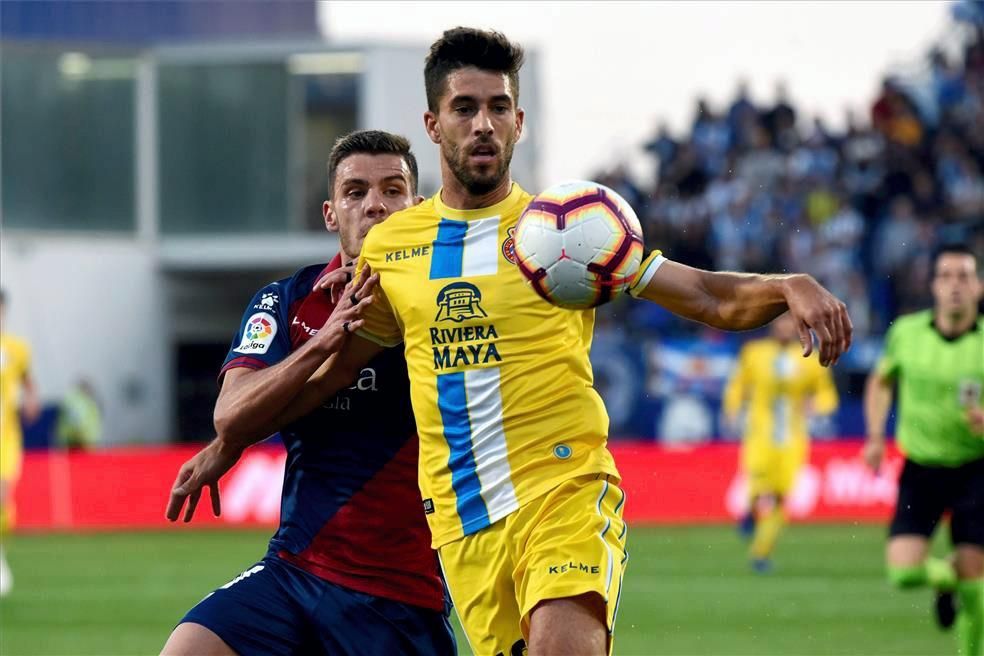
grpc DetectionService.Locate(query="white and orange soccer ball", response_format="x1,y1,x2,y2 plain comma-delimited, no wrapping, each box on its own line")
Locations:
513,180,645,309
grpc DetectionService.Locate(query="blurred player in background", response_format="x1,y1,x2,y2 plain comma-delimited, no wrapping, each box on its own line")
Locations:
864,244,983,656
184,28,851,655
0,289,41,597
723,312,839,573
161,131,455,656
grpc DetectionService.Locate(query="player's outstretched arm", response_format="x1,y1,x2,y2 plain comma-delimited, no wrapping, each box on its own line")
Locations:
862,370,894,472
632,257,852,366
216,333,384,449
213,270,379,446
168,334,383,523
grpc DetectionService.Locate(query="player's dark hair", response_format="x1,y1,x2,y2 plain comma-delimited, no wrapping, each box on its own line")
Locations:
326,130,418,198
932,243,978,271
424,27,525,112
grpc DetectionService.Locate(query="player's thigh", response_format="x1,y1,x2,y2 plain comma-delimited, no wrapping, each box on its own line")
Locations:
517,474,627,652
743,443,781,498
161,622,238,656
528,592,607,656
889,459,948,545
311,582,456,656
776,445,807,499
439,520,525,656
177,558,316,656
0,435,22,503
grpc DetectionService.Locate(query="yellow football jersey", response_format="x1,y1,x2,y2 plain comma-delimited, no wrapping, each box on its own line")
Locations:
356,183,620,548
0,333,32,447
723,338,839,449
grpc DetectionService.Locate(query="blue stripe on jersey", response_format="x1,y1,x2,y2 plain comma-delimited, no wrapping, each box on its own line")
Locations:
436,371,490,531
429,219,468,280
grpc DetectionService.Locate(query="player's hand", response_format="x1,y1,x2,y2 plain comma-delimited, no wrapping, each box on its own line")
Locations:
165,439,242,523
782,274,852,367
311,265,379,356
968,407,984,436
862,439,885,473
313,260,357,306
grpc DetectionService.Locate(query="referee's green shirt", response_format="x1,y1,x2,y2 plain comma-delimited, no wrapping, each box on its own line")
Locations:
877,310,984,467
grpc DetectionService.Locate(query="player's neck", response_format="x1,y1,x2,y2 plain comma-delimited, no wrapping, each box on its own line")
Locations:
934,307,977,338
439,170,513,210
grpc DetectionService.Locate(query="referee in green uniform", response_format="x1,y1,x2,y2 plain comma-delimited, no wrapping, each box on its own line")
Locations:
865,243,983,656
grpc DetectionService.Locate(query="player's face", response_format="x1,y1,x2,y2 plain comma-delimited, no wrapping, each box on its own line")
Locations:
323,153,419,260
932,253,981,316
425,67,524,196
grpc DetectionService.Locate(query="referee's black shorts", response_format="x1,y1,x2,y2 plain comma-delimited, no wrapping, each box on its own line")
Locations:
889,456,984,546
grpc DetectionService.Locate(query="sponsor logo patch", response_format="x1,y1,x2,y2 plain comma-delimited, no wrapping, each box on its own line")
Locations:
254,292,279,310
234,312,277,354
435,282,488,323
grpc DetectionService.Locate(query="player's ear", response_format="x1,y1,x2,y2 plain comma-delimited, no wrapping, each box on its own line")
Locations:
323,200,339,233
424,111,441,145
515,107,525,141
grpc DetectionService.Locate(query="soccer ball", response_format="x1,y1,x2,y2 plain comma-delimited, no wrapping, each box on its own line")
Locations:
513,180,645,309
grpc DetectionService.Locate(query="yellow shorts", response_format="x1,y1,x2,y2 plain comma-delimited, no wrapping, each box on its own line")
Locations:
0,433,22,528
439,474,627,656
0,433,22,484
742,441,806,499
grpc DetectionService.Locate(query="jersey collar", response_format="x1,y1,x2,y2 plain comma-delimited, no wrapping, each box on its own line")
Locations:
433,182,525,221
930,315,981,342
315,252,344,282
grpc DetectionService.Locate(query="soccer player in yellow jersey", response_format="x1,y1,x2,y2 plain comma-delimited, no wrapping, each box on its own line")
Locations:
724,312,839,572
185,28,851,654
0,289,41,597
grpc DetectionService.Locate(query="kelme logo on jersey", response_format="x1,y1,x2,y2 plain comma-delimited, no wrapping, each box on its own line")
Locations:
253,292,278,310
234,312,277,354
435,282,488,323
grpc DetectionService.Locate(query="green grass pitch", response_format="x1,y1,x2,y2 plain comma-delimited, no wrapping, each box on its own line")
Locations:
0,525,953,655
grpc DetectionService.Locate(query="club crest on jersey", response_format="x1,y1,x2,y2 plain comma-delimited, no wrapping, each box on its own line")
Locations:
234,312,277,354
501,226,517,264
435,282,488,323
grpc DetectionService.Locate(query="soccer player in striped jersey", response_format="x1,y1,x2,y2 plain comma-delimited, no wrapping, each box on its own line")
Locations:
724,312,839,572
864,244,983,656
161,131,455,656
184,28,851,654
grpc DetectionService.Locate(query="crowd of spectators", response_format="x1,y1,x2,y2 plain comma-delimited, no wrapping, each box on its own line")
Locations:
598,16,984,348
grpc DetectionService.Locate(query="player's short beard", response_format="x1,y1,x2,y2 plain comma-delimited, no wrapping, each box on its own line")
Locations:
444,137,515,197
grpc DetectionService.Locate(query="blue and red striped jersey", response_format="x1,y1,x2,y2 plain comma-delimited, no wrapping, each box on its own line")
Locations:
220,255,443,612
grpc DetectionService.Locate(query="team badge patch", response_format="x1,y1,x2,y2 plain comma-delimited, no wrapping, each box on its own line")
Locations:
501,226,517,265
435,282,488,323
234,312,278,354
